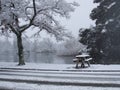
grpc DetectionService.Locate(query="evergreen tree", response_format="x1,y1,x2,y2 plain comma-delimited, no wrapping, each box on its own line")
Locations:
79,26,106,64
80,0,120,64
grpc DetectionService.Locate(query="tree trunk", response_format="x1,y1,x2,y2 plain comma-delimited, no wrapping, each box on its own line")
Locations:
17,33,25,65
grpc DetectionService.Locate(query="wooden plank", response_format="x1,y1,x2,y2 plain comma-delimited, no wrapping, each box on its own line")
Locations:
76,55,89,58
85,58,92,61
73,59,78,62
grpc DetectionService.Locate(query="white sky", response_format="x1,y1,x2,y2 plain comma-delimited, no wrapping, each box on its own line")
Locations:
62,0,97,37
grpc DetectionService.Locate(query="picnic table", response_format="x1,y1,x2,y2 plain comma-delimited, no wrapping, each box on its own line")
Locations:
73,54,92,68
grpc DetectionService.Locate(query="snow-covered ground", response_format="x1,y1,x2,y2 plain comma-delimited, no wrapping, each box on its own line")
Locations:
0,62,120,71
0,81,119,90
0,62,120,90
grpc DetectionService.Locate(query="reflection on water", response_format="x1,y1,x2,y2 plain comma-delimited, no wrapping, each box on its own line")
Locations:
0,52,75,64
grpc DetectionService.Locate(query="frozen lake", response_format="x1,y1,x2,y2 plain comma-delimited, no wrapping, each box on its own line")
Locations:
0,52,75,64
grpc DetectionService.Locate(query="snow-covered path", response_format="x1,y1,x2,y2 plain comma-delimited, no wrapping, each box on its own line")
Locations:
0,62,120,90
0,68,120,88
0,81,119,90
0,68,120,82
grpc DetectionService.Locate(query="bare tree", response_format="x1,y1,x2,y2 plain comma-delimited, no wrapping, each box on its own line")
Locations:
0,0,78,65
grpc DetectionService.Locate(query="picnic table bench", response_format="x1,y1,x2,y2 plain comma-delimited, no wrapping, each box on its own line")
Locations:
73,54,92,68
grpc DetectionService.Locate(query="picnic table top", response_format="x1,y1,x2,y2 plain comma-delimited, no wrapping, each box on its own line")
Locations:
76,54,89,58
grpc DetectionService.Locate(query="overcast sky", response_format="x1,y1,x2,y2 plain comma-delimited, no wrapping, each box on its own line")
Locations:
62,0,97,37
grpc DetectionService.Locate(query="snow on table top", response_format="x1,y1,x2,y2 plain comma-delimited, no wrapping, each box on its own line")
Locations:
0,62,120,71
76,54,90,58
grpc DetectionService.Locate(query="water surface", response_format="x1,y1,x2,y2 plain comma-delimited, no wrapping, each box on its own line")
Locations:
0,52,74,64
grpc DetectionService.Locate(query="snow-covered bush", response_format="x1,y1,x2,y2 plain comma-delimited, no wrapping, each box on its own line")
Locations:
56,38,86,56
38,38,56,53
29,38,56,53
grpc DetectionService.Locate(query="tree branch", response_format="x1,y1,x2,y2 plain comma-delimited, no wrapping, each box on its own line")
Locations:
7,24,19,35
33,0,37,15
20,0,63,33
20,0,37,33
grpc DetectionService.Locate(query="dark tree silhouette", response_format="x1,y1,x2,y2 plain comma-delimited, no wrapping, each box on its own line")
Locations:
80,0,120,64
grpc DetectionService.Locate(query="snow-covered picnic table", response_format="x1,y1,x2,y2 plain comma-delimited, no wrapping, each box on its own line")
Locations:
73,54,92,68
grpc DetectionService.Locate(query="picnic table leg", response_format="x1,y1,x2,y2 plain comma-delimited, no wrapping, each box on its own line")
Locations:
87,61,90,67
75,60,79,68
81,60,85,68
